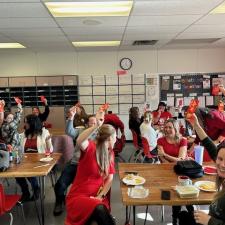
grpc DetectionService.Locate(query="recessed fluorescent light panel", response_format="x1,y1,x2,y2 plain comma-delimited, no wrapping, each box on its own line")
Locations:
72,41,120,47
45,1,133,17
0,43,26,48
210,2,225,14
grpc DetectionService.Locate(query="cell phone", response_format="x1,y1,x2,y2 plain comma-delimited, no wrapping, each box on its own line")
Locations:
161,190,171,200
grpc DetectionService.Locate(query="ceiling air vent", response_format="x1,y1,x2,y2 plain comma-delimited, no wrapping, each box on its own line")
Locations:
133,40,158,46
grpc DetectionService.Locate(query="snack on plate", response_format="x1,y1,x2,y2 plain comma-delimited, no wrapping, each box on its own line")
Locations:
134,178,144,184
125,174,134,180
199,183,216,191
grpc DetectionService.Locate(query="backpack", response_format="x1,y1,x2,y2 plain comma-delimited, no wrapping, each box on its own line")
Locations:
0,143,9,172
174,160,204,178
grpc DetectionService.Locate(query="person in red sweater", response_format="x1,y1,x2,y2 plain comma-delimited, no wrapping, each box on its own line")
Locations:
104,111,124,135
152,101,172,126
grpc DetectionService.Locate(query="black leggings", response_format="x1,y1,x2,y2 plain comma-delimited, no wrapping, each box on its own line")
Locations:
85,204,115,225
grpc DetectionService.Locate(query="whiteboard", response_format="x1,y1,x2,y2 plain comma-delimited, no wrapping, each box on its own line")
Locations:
79,76,92,86
105,76,118,85
93,76,105,85
79,86,92,95
93,96,105,105
119,75,131,85
106,86,118,95
109,104,119,114
119,85,132,94
83,105,93,114
133,75,145,84
119,95,132,103
119,104,131,114
79,96,93,104
93,86,105,95
106,95,118,104
133,95,145,103
133,85,145,94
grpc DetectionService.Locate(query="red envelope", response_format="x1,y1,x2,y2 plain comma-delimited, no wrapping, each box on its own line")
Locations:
99,103,110,112
178,99,183,107
0,104,3,112
40,95,45,103
212,85,220,96
75,101,81,107
14,97,22,104
187,99,199,114
218,101,224,112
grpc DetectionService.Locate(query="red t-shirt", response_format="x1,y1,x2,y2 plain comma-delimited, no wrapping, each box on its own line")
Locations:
157,136,187,157
152,111,172,125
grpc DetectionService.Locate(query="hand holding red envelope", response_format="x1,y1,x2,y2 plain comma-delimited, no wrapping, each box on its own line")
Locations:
40,95,46,103
186,99,199,120
99,103,109,112
14,97,22,104
75,101,81,108
212,84,220,96
0,100,5,112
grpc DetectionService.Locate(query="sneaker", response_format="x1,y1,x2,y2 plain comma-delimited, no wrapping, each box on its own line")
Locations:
53,202,64,216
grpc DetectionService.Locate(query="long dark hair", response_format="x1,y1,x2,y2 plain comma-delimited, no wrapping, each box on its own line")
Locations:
129,107,140,121
73,106,88,127
24,114,43,138
214,142,225,201
155,101,168,112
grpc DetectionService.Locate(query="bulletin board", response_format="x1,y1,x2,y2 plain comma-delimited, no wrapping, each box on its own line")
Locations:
159,73,225,107
78,74,146,114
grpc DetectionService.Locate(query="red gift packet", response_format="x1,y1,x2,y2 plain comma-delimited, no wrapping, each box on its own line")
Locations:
212,84,220,96
14,97,22,104
99,103,110,112
40,95,46,103
187,99,199,114
218,101,224,112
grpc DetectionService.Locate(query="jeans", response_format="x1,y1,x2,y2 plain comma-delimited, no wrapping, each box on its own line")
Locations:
16,177,39,196
54,162,77,203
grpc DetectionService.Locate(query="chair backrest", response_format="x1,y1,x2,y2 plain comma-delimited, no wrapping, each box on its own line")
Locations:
130,129,140,149
0,184,5,215
141,137,153,158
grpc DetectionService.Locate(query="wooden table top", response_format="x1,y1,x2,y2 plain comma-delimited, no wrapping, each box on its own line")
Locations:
118,163,216,206
0,153,62,178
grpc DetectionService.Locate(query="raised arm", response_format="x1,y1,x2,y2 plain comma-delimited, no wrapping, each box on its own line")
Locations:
186,113,217,161
65,106,79,139
0,100,5,127
76,111,104,151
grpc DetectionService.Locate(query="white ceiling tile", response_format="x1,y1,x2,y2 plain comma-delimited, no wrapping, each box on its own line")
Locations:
0,0,39,2
68,34,123,41
0,3,50,18
0,28,64,38
128,15,202,26
132,0,224,15
176,32,225,39
0,18,58,28
126,25,186,34
56,17,128,27
62,26,124,36
123,33,176,41
184,24,225,33
196,14,225,25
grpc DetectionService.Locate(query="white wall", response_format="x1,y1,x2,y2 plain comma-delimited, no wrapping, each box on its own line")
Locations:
1,47,225,139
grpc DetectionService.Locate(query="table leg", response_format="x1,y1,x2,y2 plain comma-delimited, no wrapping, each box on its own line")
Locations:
133,206,136,225
39,176,45,225
161,205,165,222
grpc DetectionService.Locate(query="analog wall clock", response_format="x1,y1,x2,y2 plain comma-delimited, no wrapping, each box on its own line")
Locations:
119,57,132,70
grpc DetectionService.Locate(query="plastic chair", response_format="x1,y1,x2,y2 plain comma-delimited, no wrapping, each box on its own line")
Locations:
0,184,26,225
129,129,142,162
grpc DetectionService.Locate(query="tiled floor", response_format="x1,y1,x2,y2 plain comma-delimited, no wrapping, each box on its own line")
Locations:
1,143,209,225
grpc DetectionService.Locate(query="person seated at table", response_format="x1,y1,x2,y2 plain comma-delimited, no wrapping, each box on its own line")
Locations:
73,104,88,128
1,102,23,149
129,106,142,146
65,113,116,225
179,113,225,225
152,101,172,127
140,111,158,163
32,97,50,123
157,118,193,225
187,107,225,162
53,107,97,216
16,114,53,202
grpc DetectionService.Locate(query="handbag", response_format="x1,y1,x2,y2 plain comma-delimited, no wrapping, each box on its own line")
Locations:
174,160,203,178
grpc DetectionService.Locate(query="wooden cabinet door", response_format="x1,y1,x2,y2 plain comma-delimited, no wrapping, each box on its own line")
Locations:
9,77,35,87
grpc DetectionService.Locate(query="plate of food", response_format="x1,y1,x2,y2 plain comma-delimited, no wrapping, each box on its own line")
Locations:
40,157,53,162
194,181,216,192
203,166,217,175
122,174,145,186
128,186,149,198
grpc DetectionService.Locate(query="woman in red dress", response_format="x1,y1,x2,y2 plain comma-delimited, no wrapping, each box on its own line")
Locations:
65,111,116,225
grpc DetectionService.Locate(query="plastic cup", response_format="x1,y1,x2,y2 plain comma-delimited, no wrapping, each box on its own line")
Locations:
194,146,204,165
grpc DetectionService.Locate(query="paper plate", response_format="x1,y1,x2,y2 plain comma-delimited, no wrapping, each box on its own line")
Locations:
195,181,216,192
40,157,53,162
203,166,217,175
122,175,145,186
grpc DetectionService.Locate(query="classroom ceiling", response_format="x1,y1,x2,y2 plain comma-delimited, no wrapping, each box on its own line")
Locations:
1,0,225,52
